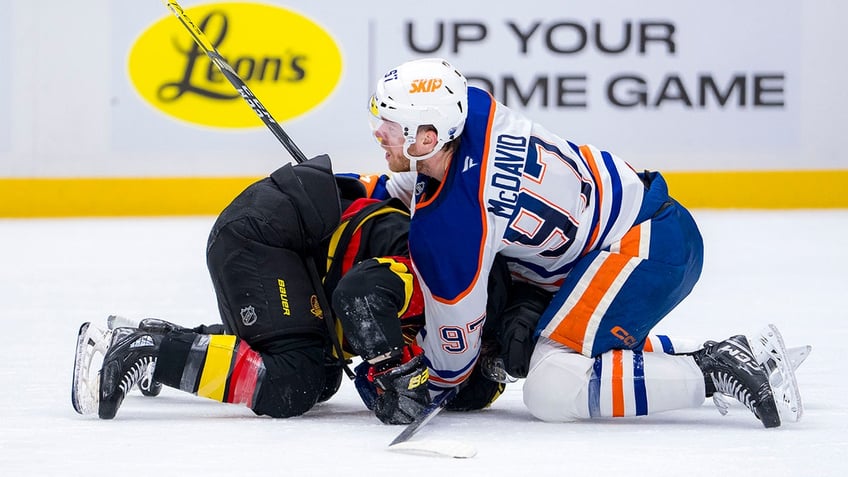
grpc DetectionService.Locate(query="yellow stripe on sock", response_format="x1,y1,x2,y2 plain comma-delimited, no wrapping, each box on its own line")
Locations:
196,335,237,401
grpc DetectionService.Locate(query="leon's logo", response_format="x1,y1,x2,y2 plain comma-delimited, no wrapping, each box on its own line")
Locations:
129,2,342,128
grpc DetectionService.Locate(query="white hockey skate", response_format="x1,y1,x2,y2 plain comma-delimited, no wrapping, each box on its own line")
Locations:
749,324,804,423
71,322,112,415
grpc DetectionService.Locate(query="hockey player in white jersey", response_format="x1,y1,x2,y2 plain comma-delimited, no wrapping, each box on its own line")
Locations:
365,57,803,428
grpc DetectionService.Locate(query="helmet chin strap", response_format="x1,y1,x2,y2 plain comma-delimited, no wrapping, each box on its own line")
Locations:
402,139,444,218
407,156,418,217
402,139,443,163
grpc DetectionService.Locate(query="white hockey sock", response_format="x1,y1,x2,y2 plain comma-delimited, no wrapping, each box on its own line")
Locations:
523,338,705,422
643,334,702,354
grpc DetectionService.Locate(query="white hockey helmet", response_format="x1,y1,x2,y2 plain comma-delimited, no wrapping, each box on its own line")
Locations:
369,58,468,160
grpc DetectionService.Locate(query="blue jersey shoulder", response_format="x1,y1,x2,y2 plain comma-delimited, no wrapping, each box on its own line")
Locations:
408,88,494,301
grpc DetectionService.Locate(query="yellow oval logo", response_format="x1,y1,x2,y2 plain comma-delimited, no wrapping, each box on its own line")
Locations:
129,2,342,128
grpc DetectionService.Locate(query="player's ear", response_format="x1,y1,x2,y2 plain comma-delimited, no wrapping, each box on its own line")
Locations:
424,129,438,145
417,126,437,146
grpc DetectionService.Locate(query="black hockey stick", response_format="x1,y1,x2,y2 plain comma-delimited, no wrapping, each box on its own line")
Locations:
161,0,307,164
387,387,477,458
389,387,457,446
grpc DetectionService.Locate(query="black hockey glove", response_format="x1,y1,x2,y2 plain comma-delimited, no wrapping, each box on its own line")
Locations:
497,282,552,379
445,359,505,412
369,347,431,425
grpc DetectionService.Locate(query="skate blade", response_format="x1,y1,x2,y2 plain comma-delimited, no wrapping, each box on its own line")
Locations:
750,324,803,423
71,322,111,415
787,345,812,371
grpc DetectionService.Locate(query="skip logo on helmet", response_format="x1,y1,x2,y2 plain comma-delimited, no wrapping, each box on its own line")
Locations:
409,78,443,93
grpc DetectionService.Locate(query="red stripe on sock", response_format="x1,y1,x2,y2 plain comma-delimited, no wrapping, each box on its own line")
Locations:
226,341,263,407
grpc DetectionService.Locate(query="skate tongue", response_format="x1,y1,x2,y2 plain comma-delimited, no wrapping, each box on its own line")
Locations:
107,315,140,330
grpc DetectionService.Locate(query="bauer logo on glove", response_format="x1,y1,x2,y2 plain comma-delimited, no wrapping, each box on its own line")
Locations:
407,368,428,390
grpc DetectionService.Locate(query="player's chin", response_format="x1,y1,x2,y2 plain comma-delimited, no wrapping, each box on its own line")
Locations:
386,159,408,173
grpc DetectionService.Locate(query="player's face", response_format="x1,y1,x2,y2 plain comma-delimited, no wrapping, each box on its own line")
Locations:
372,118,404,148
371,118,411,172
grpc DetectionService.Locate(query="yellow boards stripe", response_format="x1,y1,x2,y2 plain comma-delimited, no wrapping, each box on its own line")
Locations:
0,177,260,217
197,334,238,401
662,170,848,209
1,171,847,218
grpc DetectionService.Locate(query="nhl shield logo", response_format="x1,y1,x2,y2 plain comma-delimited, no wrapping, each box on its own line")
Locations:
240,305,258,326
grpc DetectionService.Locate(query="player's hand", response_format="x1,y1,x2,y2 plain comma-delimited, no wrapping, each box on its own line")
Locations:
371,354,431,424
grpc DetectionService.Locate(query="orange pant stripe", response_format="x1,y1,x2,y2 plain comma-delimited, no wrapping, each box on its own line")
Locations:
550,253,632,355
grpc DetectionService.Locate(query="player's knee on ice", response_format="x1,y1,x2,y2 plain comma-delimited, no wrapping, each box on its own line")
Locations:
251,337,327,418
523,339,592,422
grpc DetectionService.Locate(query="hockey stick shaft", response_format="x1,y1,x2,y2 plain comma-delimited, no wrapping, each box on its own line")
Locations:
161,0,307,164
389,387,457,446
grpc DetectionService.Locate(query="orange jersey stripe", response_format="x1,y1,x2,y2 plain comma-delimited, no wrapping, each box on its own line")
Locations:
357,175,380,197
579,145,604,255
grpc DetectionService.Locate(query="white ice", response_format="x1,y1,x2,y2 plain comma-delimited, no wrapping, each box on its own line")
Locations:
1,210,846,475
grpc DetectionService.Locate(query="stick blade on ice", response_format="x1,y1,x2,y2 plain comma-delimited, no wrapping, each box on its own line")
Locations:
388,439,477,459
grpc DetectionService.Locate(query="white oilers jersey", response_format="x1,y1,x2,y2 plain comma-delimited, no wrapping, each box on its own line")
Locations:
408,86,645,392
384,171,417,206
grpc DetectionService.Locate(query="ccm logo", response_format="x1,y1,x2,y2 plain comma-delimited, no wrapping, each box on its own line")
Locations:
611,325,638,347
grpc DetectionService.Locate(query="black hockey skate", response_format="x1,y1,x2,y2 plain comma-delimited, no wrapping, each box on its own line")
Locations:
105,316,186,398
98,327,162,419
691,335,781,428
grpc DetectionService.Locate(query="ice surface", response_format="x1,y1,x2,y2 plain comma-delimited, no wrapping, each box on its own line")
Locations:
1,210,846,475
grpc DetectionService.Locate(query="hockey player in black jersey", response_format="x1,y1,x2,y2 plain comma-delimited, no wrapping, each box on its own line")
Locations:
72,155,517,422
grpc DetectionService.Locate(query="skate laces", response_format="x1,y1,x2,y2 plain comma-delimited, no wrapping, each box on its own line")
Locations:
711,371,756,414
110,330,158,396
138,360,157,393
711,393,731,415
120,355,157,396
